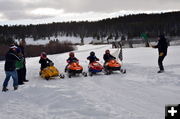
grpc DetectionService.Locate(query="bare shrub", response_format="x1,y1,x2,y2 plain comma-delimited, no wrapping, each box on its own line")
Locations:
0,41,75,60
25,41,75,57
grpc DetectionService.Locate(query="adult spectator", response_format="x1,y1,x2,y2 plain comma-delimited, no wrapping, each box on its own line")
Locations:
2,45,21,92
152,35,168,73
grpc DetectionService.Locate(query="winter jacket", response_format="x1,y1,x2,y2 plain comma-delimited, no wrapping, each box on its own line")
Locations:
4,50,21,71
103,54,116,62
16,57,25,70
154,37,168,56
87,56,99,63
17,45,26,62
39,58,52,70
18,45,25,56
66,57,79,64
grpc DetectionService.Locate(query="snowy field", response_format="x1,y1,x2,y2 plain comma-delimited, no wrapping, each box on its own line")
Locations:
0,44,180,119
15,36,94,45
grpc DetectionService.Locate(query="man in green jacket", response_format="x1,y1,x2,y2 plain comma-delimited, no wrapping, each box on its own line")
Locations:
16,49,25,85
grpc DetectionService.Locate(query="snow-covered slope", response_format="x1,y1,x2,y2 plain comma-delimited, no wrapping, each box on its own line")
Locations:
0,45,180,119
15,36,94,45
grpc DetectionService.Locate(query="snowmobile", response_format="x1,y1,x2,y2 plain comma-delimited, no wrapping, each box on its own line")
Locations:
66,60,87,78
104,41,126,75
88,61,104,76
104,58,126,75
40,62,65,80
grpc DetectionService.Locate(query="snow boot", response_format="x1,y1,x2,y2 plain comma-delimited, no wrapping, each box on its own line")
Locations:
23,79,29,82
18,82,24,85
157,70,164,73
2,87,8,92
14,86,18,90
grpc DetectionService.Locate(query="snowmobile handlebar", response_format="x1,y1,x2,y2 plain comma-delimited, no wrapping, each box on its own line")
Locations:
49,62,54,66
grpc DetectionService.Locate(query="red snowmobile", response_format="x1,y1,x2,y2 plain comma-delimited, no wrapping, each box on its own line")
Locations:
88,61,104,76
67,60,87,78
104,58,126,75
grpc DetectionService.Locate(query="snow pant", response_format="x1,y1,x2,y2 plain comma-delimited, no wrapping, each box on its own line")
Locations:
3,71,18,88
158,55,166,71
17,68,24,84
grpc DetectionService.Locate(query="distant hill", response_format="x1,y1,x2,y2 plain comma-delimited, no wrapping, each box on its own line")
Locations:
0,11,180,44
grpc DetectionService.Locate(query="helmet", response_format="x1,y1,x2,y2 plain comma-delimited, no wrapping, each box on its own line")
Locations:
69,52,74,57
41,52,47,59
105,50,110,54
90,51,95,56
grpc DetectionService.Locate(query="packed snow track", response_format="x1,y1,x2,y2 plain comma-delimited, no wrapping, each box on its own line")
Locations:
0,45,180,119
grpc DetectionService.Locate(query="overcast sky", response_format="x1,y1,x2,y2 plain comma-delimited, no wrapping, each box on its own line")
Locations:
0,0,180,25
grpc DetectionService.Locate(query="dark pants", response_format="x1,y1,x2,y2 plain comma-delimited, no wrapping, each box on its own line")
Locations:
22,65,27,81
17,68,24,84
158,55,166,70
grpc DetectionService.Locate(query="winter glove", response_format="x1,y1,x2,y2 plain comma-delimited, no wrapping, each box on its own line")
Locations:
159,52,164,56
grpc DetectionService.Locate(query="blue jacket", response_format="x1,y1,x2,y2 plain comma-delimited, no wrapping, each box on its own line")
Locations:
87,56,99,63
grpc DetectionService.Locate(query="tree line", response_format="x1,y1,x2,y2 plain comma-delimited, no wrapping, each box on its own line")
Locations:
0,11,180,45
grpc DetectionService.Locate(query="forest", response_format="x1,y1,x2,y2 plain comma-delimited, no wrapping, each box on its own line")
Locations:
0,11,180,59
0,11,180,45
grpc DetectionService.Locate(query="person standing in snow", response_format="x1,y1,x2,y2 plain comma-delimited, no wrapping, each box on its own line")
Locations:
18,40,29,82
152,35,168,73
2,45,21,92
15,48,25,85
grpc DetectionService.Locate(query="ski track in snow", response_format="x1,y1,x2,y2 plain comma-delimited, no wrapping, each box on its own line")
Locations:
0,45,180,119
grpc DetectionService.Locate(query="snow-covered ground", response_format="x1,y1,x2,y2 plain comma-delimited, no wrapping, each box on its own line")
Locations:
15,36,94,45
0,44,180,119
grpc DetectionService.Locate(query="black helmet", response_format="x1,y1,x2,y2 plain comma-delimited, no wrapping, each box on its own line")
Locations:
105,50,110,54
90,51,95,56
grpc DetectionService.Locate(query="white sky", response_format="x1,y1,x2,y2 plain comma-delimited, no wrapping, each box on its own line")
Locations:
0,0,180,25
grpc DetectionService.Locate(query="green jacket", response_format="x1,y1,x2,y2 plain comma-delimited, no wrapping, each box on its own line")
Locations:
16,58,24,70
